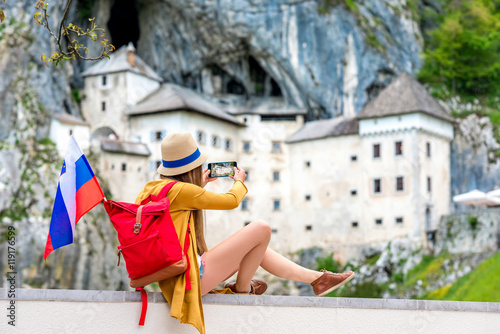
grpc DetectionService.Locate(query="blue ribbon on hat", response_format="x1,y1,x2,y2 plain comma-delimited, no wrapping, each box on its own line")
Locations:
162,148,201,168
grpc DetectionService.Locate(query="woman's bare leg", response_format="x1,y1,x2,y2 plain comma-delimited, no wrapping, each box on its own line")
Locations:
200,220,271,295
260,248,322,283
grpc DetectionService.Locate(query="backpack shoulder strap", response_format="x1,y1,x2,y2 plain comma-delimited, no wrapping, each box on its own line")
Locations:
139,181,177,205
157,181,177,199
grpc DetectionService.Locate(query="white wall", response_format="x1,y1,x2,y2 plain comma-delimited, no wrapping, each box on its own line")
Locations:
94,150,150,202
126,72,161,106
82,73,129,137
287,125,452,261
359,113,454,140
2,289,499,334
49,119,90,156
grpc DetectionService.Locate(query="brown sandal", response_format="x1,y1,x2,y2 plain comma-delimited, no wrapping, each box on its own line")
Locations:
224,279,268,295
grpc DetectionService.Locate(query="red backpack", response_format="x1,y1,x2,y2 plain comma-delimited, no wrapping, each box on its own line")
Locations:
104,182,191,326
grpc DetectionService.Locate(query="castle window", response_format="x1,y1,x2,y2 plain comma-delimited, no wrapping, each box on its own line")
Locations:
427,177,432,192
121,163,127,171
273,171,280,182
271,228,278,233
102,75,108,87
374,179,381,193
351,155,358,162
101,101,106,112
241,200,248,211
395,217,404,224
305,195,311,201
243,141,251,153
396,176,404,192
244,221,251,226
351,190,357,196
273,199,281,211
395,141,403,156
375,219,383,225
305,225,312,231
69,129,73,136
373,144,381,158
225,138,233,151
196,131,206,145
155,131,163,141
212,135,220,148
305,161,311,167
272,141,282,153
352,222,358,228
426,142,431,157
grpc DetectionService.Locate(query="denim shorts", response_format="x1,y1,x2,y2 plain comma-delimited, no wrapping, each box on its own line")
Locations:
197,253,206,280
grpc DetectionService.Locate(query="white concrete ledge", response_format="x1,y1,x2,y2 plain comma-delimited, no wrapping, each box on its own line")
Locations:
2,288,499,312
2,288,500,334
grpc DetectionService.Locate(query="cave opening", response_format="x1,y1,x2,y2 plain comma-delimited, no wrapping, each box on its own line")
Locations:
248,56,282,97
227,79,246,95
249,56,266,96
107,0,140,50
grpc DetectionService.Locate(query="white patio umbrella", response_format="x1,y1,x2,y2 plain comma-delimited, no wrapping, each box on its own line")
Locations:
486,189,500,198
453,189,500,207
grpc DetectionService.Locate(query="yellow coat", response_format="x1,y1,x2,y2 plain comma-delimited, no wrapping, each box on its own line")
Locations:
135,179,248,334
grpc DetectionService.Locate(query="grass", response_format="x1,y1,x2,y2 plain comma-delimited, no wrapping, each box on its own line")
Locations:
425,252,500,302
404,254,447,289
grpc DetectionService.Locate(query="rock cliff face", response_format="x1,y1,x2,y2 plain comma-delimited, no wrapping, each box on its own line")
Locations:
450,114,500,203
133,0,423,119
0,0,499,291
0,0,128,290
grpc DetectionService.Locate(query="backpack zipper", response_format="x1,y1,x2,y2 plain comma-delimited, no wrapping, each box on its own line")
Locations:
117,231,160,266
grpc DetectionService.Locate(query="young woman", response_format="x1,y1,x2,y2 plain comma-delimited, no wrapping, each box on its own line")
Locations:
135,132,354,334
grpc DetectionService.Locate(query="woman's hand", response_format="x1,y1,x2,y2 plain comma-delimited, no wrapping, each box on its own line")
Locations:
202,168,217,188
230,166,246,183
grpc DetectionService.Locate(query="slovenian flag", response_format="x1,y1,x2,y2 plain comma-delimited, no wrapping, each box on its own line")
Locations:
44,136,105,261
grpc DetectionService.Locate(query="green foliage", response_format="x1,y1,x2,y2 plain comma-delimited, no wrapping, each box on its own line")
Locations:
71,88,82,104
315,252,341,273
345,0,359,15
365,252,381,266
418,0,500,96
467,216,479,230
77,0,95,20
426,252,500,302
404,0,420,21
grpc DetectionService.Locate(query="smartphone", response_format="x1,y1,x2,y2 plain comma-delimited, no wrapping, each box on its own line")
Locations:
208,161,237,178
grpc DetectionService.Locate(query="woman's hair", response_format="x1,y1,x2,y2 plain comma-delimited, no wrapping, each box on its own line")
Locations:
160,165,208,255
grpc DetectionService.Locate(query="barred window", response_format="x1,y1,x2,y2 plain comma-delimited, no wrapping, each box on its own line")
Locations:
396,176,404,191
395,141,403,156
373,144,381,158
374,179,381,193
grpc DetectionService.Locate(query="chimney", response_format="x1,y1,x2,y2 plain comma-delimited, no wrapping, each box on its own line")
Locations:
126,42,136,67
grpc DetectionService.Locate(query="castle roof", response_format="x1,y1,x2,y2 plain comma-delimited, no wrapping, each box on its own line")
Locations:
51,113,90,126
81,43,162,82
286,117,358,143
220,97,307,116
127,83,244,126
357,72,454,123
100,138,151,156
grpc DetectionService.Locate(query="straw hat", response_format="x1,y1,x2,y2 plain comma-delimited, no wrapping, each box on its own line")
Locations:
157,132,207,176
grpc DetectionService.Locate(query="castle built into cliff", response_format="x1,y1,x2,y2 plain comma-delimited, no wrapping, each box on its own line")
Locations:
50,44,455,261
